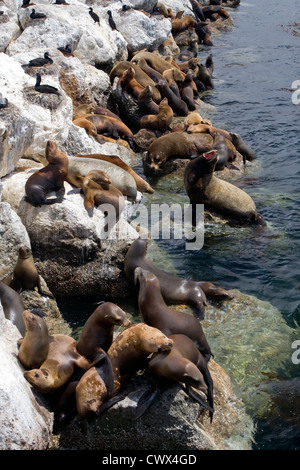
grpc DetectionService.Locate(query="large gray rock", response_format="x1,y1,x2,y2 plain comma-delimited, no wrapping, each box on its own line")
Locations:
0,300,53,450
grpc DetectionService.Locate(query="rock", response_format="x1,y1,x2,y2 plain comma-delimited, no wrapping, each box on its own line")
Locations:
108,8,172,54
0,299,53,450
0,6,20,52
2,169,140,298
53,359,254,450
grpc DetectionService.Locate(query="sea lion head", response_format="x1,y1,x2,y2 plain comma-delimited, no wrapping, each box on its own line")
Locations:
99,302,131,327
24,368,54,393
18,246,32,259
84,170,111,190
134,267,158,289
134,323,173,353
22,309,48,333
45,140,69,167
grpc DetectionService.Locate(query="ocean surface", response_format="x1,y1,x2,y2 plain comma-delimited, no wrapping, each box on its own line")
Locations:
60,0,300,450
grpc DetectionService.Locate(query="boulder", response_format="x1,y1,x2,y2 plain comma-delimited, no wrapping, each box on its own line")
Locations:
0,299,53,450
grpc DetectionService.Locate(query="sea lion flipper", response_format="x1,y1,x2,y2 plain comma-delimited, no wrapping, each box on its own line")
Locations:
96,392,127,417
37,277,55,299
184,384,214,415
134,386,160,419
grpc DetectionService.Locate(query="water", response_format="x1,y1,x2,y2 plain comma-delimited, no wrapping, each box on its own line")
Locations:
60,0,300,450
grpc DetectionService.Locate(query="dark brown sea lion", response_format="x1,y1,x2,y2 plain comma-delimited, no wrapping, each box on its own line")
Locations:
196,63,214,89
24,140,69,207
156,79,189,116
180,69,197,111
82,114,134,140
10,246,54,298
109,61,161,102
93,105,122,121
139,97,173,132
76,302,131,358
229,132,257,162
162,68,183,98
145,131,214,172
17,309,49,369
74,153,154,194
184,150,266,225
107,323,173,395
135,333,214,420
0,280,26,336
24,333,105,393
177,40,198,62
138,85,160,115
134,267,212,359
124,238,233,317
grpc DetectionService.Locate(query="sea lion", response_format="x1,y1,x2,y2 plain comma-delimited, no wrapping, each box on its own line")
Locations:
109,61,161,102
0,280,26,336
212,134,238,170
76,302,131,359
176,57,199,73
74,153,154,194
135,333,214,419
79,171,125,222
180,69,197,111
230,132,257,162
134,267,212,358
119,66,145,101
67,155,137,201
24,333,105,393
24,140,69,207
107,323,173,395
145,131,214,173
131,52,183,76
73,117,102,141
184,150,266,225
135,57,164,83
93,105,122,121
10,246,54,298
184,111,212,127
124,238,233,316
75,361,110,417
196,63,214,89
17,309,49,369
139,97,173,133
138,85,160,116
162,68,183,98
177,40,198,62
171,16,196,34
72,103,96,120
156,79,189,116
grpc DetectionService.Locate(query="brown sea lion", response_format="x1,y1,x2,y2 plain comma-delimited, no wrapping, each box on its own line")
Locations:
24,333,105,393
180,69,197,110
0,280,26,336
139,97,173,133
229,132,257,161
17,309,49,369
145,131,214,172
184,150,266,225
24,140,69,207
119,66,145,100
177,40,198,62
73,117,106,142
135,57,164,83
171,16,196,34
74,153,154,194
162,68,182,98
131,51,183,75
184,111,212,127
93,105,122,121
156,80,189,116
83,114,134,141
138,85,160,115
134,267,212,358
109,61,161,102
73,103,95,120
75,362,110,417
135,333,214,420
176,57,199,73
107,323,173,395
76,302,131,359
11,246,54,298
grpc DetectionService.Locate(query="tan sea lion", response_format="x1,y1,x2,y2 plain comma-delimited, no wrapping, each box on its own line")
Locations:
74,153,154,194
139,97,173,132
119,66,145,100
131,51,183,75
135,267,212,359
171,16,196,33
17,309,49,369
24,333,105,393
24,140,69,207
10,246,54,298
135,57,164,83
107,323,174,395
184,150,266,225
76,302,131,359
73,103,95,120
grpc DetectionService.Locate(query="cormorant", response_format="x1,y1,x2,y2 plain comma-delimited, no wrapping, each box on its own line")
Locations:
34,73,61,96
89,7,100,24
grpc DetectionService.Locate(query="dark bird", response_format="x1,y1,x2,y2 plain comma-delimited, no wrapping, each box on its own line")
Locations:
34,73,61,96
0,95,8,109
0,10,4,15
121,5,131,11
57,44,73,56
22,52,53,68
30,8,47,19
21,0,34,7
53,0,69,3
107,10,116,30
89,7,100,24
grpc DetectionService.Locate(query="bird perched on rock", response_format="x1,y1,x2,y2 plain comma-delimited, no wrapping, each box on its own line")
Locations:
89,7,100,24
107,10,116,30
53,0,69,4
0,94,8,109
57,44,73,56
30,8,47,19
34,73,61,97
22,52,53,68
